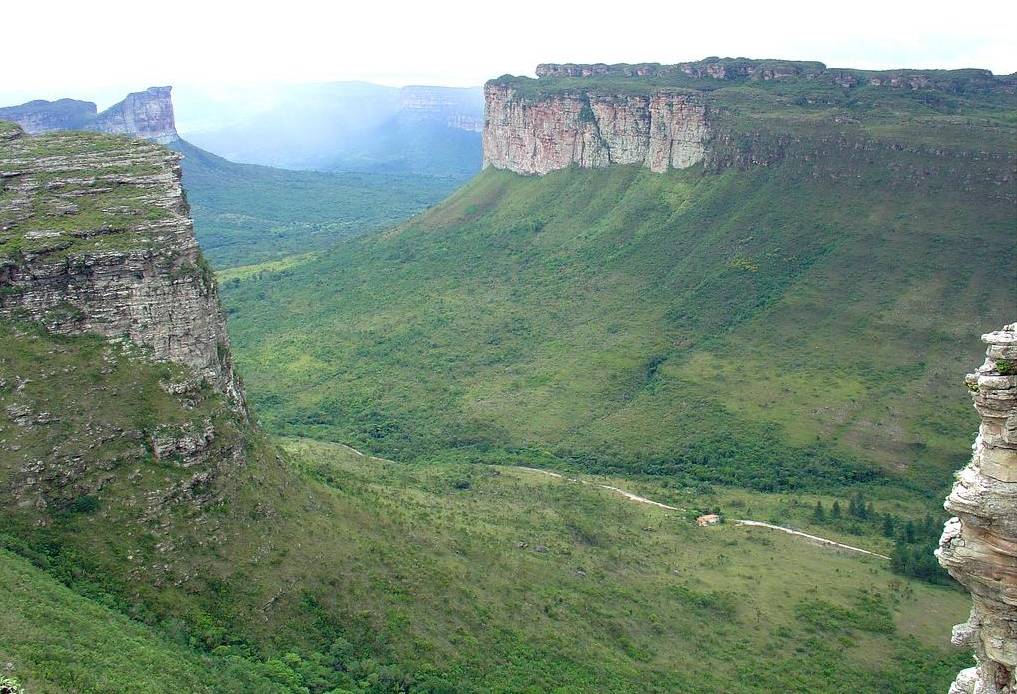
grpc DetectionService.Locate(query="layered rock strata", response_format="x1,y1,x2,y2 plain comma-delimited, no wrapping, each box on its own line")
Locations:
483,85,709,174
938,323,1017,694
0,124,244,410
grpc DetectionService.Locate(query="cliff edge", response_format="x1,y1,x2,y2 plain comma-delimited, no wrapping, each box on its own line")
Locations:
483,59,1017,176
0,122,242,409
938,323,1017,694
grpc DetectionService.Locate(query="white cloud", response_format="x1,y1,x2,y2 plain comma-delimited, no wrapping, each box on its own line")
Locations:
2,0,1015,101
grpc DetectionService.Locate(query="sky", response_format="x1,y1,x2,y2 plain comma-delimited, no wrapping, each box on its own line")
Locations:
3,0,1015,107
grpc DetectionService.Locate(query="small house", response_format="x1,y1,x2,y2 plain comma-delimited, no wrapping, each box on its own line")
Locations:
696,513,721,527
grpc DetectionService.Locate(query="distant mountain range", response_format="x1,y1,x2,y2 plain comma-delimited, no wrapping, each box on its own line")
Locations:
0,86,179,144
0,81,485,177
176,82,484,175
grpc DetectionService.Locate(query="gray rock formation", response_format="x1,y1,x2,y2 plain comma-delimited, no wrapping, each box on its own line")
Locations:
938,323,1017,694
93,87,178,144
0,87,178,144
0,124,244,411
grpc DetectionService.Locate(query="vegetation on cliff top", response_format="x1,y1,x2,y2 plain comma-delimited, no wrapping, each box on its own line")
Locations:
489,67,1017,155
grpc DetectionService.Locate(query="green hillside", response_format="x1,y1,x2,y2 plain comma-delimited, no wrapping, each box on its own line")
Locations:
0,548,284,693
1,323,969,692
172,139,465,268
220,153,1015,498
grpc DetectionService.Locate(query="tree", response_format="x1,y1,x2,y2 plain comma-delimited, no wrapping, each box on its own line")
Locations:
903,520,916,544
831,500,842,520
812,500,826,523
882,514,896,538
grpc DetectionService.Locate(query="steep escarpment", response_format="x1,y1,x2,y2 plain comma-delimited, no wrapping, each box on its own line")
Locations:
92,86,178,144
938,324,1017,694
484,59,1017,176
0,122,276,639
0,86,178,143
483,86,709,174
0,123,242,407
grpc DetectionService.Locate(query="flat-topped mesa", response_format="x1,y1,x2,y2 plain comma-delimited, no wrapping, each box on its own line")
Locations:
938,323,1017,694
535,59,827,82
533,59,1011,90
0,123,244,411
0,87,179,144
484,59,1017,177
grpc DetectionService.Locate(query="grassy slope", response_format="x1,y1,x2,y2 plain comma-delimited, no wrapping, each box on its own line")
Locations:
221,159,1014,499
173,139,466,268
0,548,284,693
273,438,972,692
1,414,971,692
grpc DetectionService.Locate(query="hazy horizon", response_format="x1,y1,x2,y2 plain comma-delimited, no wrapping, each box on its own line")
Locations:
3,0,1014,111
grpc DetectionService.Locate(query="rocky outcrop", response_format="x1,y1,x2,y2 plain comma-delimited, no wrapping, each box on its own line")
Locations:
483,85,710,174
938,323,1017,694
0,124,244,411
0,87,179,144
93,87,178,144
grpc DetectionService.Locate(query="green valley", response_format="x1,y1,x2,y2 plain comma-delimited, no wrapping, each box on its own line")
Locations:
173,139,465,268
220,154,1014,500
2,48,1015,693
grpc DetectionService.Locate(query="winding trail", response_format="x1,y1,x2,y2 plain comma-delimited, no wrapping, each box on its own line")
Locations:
511,466,889,560
338,446,888,561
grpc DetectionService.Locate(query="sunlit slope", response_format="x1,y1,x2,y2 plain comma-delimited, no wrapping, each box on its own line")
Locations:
223,159,1014,491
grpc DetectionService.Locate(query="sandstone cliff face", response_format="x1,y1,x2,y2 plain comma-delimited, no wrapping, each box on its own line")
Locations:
0,124,243,410
93,87,178,144
0,87,179,144
483,84,709,174
938,323,1017,694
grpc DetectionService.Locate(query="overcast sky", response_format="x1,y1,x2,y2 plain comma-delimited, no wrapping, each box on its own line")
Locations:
4,0,1015,106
